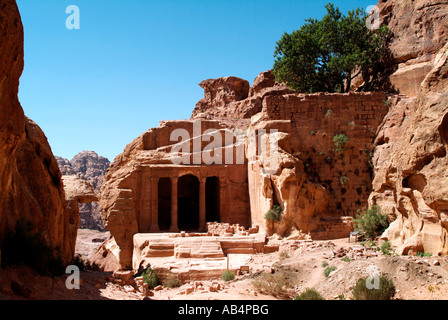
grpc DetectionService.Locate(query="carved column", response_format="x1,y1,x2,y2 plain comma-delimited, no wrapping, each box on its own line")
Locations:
199,177,207,231
170,176,179,232
140,169,152,232
149,177,160,232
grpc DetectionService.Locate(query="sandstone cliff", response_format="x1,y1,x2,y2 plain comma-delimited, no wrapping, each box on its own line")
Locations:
56,151,110,230
0,0,73,265
377,0,448,97
369,0,448,255
371,42,448,256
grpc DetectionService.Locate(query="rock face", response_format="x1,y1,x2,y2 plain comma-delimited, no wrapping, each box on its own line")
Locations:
191,73,295,120
56,151,110,230
368,0,448,256
377,0,448,97
0,0,72,264
370,42,448,256
62,175,98,258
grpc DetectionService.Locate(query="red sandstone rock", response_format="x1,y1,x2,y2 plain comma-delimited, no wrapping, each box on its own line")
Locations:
377,0,448,97
0,0,72,265
62,175,98,258
370,42,448,256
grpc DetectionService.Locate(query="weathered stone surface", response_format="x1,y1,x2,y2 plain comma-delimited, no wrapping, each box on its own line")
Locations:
377,0,448,97
0,0,72,265
370,42,448,256
192,77,250,119
62,175,98,256
247,91,388,237
56,151,110,230
191,71,295,120
132,233,269,279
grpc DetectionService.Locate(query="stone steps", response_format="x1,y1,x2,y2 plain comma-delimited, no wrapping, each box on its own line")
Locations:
132,233,277,269
174,238,225,259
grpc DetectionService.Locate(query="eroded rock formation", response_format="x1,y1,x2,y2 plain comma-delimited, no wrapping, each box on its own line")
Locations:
0,0,72,264
62,175,98,256
369,0,448,256
56,151,110,230
370,42,448,256
377,0,448,97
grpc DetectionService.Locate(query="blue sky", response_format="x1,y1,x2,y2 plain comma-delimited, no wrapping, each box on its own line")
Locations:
16,0,375,162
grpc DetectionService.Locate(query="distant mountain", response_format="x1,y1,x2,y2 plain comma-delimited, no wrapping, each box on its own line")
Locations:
56,151,110,230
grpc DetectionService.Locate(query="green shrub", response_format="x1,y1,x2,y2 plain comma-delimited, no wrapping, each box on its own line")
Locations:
333,134,350,152
417,251,432,257
353,205,389,239
222,270,235,282
294,288,324,300
341,257,351,262
322,262,329,268
324,266,337,277
264,205,282,222
142,267,160,289
380,240,393,255
1,218,65,276
351,275,396,300
72,254,101,271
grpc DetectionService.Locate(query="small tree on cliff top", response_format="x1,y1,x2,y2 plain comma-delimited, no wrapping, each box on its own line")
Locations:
273,3,390,93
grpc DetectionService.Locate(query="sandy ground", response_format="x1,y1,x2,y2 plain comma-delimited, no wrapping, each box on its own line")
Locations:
1,230,448,300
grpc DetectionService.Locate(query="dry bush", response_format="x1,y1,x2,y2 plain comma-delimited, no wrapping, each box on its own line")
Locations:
252,271,292,299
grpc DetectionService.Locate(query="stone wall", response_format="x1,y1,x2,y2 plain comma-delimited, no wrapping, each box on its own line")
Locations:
260,92,388,218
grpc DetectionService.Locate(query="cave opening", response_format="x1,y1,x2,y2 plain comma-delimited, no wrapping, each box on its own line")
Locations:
178,174,199,231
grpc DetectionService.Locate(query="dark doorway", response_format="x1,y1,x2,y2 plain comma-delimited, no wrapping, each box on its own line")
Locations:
178,174,199,231
206,176,220,223
158,178,171,231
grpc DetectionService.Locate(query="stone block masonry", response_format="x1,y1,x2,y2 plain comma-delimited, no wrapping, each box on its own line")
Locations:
261,92,388,219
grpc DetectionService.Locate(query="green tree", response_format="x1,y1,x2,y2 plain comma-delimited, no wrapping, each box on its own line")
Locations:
273,3,390,93
353,205,389,239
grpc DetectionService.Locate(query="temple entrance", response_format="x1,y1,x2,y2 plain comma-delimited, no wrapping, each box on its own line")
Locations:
158,178,171,231
178,174,199,231
206,176,220,223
